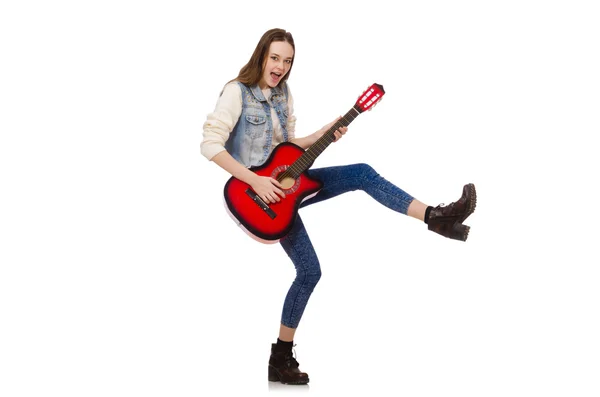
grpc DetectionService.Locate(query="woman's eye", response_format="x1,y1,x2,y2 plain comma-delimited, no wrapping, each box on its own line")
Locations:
285,60,292,64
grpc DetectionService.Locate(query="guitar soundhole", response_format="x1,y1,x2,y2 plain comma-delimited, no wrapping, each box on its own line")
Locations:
271,165,300,194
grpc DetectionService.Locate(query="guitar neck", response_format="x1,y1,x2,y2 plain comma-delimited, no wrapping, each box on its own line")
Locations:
283,105,362,179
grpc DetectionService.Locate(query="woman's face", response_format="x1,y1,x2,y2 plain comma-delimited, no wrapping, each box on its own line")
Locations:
259,41,294,89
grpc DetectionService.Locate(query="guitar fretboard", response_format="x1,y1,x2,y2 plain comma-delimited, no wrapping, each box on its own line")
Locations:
278,105,362,180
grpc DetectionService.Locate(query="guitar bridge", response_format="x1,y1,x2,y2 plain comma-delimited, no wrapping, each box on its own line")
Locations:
245,188,277,220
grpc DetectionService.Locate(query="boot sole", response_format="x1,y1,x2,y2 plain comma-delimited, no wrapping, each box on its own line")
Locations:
268,365,310,385
428,184,476,242
460,183,477,224
454,184,476,241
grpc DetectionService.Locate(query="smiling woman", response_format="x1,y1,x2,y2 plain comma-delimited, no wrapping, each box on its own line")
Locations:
259,43,293,88
200,28,477,385
231,29,295,91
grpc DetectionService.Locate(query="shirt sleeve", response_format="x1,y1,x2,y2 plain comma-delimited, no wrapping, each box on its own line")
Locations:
200,82,242,161
286,85,296,141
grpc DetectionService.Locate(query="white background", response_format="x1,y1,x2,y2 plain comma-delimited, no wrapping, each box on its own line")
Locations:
1,0,599,396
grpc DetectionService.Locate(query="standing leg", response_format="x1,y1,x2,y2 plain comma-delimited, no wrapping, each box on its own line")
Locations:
269,215,317,385
279,215,322,331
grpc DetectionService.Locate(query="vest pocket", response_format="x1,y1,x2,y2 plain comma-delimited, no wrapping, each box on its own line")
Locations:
245,114,266,138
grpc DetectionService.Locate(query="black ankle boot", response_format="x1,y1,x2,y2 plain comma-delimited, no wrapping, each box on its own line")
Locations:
427,183,477,241
268,343,309,385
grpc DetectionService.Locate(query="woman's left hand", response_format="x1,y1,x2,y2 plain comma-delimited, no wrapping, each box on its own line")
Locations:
333,125,347,142
319,116,348,142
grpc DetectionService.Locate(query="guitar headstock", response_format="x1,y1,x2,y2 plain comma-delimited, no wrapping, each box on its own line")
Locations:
355,83,385,113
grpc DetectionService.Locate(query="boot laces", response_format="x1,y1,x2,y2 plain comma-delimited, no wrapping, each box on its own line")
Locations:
284,344,300,368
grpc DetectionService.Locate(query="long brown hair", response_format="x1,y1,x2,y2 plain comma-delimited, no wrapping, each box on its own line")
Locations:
231,28,295,86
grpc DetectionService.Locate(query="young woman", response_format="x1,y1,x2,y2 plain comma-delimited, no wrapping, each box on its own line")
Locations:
201,28,476,385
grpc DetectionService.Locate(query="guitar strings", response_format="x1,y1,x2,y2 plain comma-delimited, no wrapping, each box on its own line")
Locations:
283,106,360,179
282,108,356,179
278,105,361,182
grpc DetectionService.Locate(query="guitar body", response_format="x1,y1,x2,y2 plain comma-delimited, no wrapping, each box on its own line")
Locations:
222,83,385,244
224,142,323,243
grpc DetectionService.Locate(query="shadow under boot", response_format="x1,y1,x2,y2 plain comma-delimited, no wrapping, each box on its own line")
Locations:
268,343,309,385
427,183,477,242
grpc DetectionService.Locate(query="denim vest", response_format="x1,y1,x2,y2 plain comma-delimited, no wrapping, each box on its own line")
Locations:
225,82,289,167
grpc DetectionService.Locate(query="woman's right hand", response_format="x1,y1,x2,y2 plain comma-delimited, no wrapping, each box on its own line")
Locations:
249,175,286,204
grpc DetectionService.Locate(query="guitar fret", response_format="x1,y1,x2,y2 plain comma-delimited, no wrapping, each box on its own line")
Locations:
287,103,376,180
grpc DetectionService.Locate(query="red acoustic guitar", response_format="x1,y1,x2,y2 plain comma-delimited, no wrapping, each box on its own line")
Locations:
224,83,385,243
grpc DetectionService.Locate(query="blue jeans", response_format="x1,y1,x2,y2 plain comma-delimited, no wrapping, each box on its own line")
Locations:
279,163,415,328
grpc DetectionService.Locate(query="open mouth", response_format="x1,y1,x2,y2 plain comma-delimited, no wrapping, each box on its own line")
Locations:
271,72,282,82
